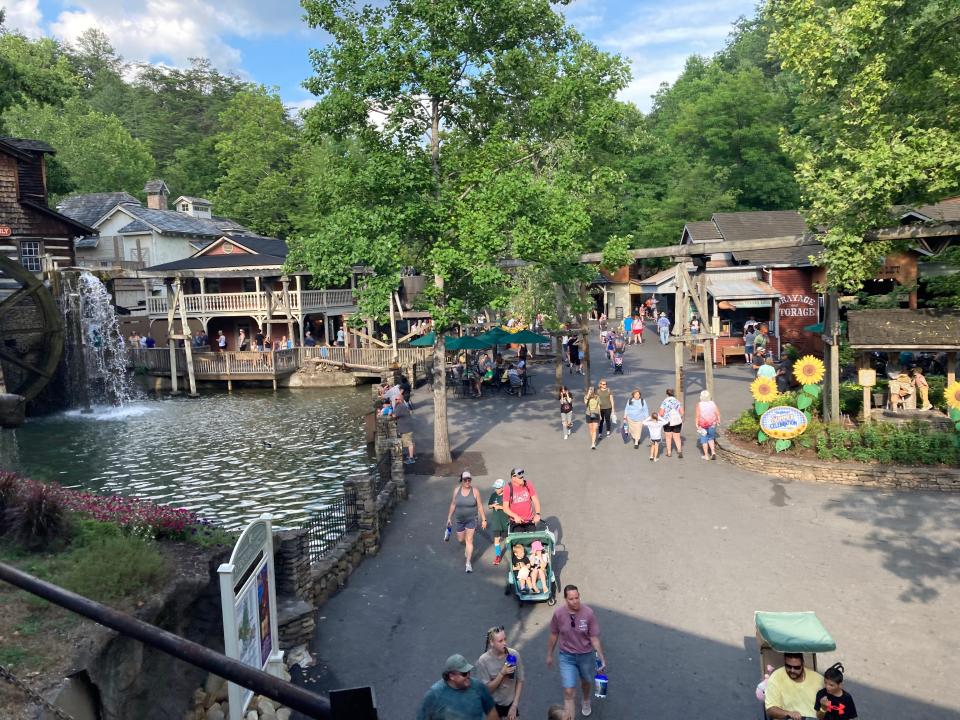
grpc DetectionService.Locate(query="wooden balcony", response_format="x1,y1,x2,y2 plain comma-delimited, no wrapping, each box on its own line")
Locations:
145,289,357,317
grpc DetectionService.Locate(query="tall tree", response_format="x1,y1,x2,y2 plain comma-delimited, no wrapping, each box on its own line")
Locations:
0,32,78,124
212,87,302,237
3,97,154,199
293,0,628,463
769,0,960,291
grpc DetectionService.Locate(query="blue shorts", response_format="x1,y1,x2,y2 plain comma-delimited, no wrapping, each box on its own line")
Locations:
701,425,718,442
559,650,596,689
455,518,477,533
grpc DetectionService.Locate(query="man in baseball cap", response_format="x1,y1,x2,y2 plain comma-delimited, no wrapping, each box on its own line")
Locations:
417,653,497,719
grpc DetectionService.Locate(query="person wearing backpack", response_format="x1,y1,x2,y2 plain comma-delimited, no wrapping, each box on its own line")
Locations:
503,468,541,532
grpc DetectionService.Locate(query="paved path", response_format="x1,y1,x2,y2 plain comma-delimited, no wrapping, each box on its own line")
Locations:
299,329,960,719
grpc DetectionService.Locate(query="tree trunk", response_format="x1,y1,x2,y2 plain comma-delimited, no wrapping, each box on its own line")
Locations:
580,311,591,391
432,312,452,465
554,285,566,393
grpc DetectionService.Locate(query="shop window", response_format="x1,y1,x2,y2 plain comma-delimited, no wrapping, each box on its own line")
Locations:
19,240,41,272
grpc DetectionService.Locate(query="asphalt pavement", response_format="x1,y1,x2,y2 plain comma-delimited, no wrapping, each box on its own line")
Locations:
299,326,960,719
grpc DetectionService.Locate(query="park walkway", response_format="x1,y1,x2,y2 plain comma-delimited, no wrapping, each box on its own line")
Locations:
298,328,960,720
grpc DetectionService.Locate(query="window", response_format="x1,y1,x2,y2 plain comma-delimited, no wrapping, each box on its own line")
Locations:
180,203,190,212
19,240,41,272
242,278,256,292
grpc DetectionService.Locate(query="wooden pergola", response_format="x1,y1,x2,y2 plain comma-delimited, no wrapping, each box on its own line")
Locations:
847,309,960,422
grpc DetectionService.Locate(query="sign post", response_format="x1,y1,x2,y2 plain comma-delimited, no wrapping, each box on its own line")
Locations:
219,514,284,720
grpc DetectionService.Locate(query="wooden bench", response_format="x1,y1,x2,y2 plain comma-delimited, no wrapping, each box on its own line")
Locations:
720,345,746,366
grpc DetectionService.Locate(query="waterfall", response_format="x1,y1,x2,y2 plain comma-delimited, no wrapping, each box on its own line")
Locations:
61,272,137,408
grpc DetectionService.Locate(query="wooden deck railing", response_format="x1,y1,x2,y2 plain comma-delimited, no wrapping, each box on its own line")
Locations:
128,346,431,378
145,289,357,317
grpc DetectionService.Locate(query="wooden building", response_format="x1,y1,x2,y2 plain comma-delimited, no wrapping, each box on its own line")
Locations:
0,138,95,271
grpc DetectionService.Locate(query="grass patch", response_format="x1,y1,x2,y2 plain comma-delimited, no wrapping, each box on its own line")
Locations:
0,646,29,668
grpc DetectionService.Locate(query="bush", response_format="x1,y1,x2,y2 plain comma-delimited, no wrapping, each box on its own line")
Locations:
815,421,959,465
5,482,72,550
59,534,169,600
728,409,760,440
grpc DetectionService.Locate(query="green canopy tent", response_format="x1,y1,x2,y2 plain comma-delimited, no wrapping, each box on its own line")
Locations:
478,327,515,346
409,332,435,346
510,329,551,345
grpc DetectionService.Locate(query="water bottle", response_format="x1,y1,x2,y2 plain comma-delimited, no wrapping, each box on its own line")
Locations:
444,524,452,542
594,658,607,699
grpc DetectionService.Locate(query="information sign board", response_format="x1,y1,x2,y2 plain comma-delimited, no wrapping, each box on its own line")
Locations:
759,405,808,440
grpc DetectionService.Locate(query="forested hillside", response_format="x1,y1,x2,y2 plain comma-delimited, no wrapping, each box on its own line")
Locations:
0,11,813,247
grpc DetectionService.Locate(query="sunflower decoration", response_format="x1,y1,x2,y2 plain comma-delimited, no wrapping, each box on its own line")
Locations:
750,376,779,403
793,355,826,385
945,381,960,411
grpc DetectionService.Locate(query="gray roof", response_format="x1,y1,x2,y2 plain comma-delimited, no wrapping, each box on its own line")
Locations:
121,204,249,237
732,243,825,267
145,253,286,272
223,234,288,257
75,236,100,249
175,195,212,205
117,219,152,234
847,309,960,349
684,220,723,242
144,179,169,194
712,210,809,241
902,197,960,224
0,137,55,153
57,192,141,227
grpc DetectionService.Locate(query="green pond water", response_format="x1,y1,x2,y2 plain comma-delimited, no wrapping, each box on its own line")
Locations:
0,387,374,529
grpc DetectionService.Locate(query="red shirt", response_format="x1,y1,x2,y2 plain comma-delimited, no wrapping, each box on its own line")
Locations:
504,479,537,522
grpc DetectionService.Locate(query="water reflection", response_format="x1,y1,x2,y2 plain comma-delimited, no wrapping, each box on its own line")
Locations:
3,388,374,529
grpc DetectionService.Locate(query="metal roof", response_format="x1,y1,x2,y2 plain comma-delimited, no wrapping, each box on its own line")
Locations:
732,243,825,267
712,210,809,242
707,271,780,300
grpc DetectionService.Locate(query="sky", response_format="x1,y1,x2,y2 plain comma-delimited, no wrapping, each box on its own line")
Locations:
2,0,758,113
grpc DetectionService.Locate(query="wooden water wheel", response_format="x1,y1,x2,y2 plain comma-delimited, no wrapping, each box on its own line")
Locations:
0,255,63,400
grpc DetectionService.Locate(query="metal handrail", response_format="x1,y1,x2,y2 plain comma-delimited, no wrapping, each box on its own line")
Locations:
0,562,332,719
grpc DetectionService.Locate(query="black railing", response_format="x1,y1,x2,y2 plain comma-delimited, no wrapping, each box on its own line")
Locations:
302,488,360,562
373,452,392,497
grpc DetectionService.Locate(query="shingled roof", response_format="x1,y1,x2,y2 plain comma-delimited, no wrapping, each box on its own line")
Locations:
120,204,247,237
732,242,826,267
57,192,140,227
712,210,809,241
0,137,56,154
683,220,723,242
847,309,960,349
901,196,960,224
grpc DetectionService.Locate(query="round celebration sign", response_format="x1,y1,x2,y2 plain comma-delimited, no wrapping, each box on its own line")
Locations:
759,405,808,440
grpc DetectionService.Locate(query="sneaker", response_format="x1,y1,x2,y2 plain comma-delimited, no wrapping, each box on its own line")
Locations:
404,457,415,465
465,562,473,573
591,444,596,450
654,457,659,462
678,451,683,459
648,456,654,462
701,455,708,460
711,454,718,461
582,701,592,716
606,431,611,437
493,554,502,566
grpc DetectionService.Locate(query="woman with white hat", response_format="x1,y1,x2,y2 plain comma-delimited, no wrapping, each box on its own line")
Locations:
446,470,487,573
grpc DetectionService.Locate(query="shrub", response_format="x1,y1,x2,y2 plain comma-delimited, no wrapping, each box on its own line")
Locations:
59,534,169,600
5,482,72,550
728,409,760,440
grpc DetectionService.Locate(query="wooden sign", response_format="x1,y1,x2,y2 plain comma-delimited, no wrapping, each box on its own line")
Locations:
0,226,12,237
858,368,876,387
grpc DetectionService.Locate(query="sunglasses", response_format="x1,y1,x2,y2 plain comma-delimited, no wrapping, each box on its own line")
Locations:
570,614,577,627
785,663,803,671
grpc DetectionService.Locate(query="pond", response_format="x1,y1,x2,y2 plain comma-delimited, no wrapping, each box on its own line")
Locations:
0,387,375,530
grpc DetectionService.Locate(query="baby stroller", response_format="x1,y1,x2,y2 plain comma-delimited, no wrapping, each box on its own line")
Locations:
613,351,624,374
503,526,558,606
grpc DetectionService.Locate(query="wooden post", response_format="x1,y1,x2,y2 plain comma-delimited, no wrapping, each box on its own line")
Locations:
281,277,294,342
175,278,199,398
389,293,398,362
860,353,872,423
947,351,957,386
165,281,179,395
672,261,688,400
824,292,841,423
226,351,233,392
295,276,305,345
697,274,715,399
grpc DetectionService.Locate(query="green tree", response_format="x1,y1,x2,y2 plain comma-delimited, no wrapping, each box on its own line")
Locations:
768,0,960,291
0,32,78,123
292,0,628,462
3,97,154,199
212,88,302,237
64,28,130,118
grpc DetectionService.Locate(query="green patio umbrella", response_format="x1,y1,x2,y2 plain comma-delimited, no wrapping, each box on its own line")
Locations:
510,329,551,344
409,331,435,346
478,327,515,345
445,335,490,351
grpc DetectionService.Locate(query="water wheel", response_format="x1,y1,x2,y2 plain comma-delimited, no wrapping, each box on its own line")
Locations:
0,255,63,400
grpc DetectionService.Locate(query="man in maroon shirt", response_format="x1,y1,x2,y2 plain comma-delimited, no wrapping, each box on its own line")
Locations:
546,585,607,719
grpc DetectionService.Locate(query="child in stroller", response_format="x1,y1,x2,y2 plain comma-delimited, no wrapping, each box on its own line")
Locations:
511,544,536,592
613,351,624,374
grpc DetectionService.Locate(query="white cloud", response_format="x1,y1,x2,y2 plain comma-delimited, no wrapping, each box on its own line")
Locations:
2,0,43,37
47,0,304,73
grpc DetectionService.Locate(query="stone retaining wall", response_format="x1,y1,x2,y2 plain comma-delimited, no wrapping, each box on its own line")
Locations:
271,400,408,649
717,432,960,491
